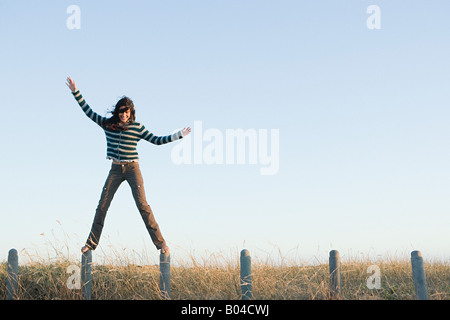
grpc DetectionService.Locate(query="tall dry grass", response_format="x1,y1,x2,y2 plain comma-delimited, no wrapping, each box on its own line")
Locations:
1,245,449,300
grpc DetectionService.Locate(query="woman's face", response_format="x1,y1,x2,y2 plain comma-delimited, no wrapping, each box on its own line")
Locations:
118,108,131,123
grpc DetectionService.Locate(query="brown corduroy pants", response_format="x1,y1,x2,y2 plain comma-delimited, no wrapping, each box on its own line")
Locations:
85,162,166,250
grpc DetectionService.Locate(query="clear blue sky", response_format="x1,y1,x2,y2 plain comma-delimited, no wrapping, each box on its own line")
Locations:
1,1,449,265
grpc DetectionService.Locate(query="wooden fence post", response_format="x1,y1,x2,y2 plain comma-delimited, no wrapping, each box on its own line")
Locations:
329,250,341,298
159,251,171,299
7,249,19,300
240,249,252,300
411,250,428,300
81,250,92,300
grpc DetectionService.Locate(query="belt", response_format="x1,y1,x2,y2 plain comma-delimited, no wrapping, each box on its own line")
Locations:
112,160,138,165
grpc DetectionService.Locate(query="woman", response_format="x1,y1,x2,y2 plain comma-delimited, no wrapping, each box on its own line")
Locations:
66,77,191,254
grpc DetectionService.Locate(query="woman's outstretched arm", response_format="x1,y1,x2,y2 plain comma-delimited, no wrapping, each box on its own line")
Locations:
66,76,106,127
141,126,191,145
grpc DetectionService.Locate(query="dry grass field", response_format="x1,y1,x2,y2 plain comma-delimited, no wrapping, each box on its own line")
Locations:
1,246,449,300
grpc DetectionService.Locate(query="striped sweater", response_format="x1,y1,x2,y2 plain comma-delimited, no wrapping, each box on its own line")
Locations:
72,90,184,162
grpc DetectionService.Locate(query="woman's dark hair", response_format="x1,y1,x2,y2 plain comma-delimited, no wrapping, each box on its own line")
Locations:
104,96,136,131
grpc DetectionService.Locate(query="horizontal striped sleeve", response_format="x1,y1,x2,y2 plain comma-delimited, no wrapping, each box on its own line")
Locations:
72,90,106,127
140,124,184,145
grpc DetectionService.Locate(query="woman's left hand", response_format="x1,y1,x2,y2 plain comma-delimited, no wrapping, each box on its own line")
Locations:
182,127,191,137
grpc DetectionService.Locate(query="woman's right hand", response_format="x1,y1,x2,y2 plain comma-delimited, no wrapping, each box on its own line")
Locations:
66,76,78,92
